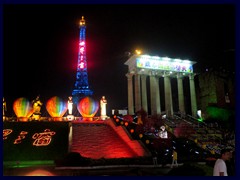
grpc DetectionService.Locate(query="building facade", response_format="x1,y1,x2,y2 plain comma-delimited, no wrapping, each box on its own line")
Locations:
124,54,198,117
197,68,235,114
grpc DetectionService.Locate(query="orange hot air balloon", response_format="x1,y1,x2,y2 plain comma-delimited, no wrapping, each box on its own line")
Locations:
46,96,68,121
77,97,99,120
13,97,34,122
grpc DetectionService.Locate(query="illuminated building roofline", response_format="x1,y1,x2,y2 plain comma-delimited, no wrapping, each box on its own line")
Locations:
125,54,196,66
125,54,197,74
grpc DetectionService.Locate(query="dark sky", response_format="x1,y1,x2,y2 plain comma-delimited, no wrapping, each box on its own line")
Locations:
3,4,235,115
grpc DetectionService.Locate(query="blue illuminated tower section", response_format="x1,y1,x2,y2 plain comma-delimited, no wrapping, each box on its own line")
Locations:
72,16,93,104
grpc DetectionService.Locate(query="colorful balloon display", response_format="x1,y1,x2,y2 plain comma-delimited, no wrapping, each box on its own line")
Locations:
77,97,99,119
46,96,68,121
13,97,34,121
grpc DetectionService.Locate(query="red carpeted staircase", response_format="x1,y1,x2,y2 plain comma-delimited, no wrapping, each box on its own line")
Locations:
70,119,150,159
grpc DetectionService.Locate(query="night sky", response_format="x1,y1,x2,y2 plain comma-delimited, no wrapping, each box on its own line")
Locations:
3,4,235,116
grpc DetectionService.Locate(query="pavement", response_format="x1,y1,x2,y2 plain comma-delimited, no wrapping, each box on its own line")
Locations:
4,164,181,176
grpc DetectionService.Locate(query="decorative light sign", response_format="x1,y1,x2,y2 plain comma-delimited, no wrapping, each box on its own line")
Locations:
78,41,85,69
3,129,56,146
32,129,56,146
14,131,28,144
3,129,13,140
136,55,194,73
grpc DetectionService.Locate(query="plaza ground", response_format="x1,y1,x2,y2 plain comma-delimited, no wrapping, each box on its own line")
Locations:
3,161,213,176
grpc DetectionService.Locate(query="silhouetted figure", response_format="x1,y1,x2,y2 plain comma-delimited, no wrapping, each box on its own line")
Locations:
171,150,178,168
152,151,158,167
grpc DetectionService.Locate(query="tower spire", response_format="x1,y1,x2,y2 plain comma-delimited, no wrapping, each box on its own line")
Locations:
80,16,85,26
72,17,93,104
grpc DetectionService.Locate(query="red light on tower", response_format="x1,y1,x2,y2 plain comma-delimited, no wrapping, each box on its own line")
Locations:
78,39,85,69
79,62,85,69
80,63,84,69
80,41,85,46
80,47,84,54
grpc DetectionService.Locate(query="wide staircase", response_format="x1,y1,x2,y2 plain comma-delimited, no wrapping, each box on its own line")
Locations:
70,119,150,159
164,114,235,155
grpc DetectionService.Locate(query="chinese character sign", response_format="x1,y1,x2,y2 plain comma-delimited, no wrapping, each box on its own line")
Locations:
3,129,56,146
32,129,56,146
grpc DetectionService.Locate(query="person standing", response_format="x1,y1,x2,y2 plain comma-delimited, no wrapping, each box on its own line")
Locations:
171,149,178,168
152,150,158,167
213,149,231,176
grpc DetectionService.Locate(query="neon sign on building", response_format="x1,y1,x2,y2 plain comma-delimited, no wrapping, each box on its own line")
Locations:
136,55,194,73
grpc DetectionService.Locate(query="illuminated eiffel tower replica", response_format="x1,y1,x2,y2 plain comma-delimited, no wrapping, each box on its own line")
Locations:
72,16,93,104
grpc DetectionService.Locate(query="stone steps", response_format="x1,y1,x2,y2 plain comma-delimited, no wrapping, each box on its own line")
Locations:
70,120,142,159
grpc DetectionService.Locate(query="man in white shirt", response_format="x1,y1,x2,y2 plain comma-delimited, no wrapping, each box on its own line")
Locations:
213,149,231,176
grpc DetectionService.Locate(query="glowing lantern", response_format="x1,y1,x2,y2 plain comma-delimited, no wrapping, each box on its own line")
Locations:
46,96,68,121
116,118,119,122
120,121,124,125
77,97,99,120
130,129,134,133
13,97,34,121
124,122,129,126
139,134,143,138
145,140,150,144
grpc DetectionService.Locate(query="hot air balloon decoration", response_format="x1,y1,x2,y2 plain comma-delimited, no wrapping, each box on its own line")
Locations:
46,96,68,121
13,97,34,122
77,96,99,120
